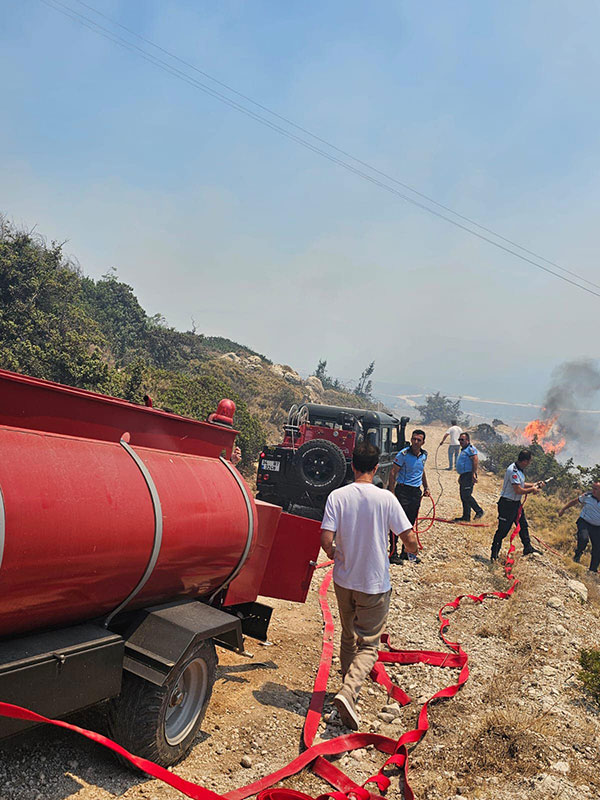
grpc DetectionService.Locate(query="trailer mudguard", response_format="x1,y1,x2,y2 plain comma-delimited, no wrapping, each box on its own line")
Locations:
120,598,243,686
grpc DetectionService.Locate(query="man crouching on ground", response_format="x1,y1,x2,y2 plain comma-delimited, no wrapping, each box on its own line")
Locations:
320,441,417,730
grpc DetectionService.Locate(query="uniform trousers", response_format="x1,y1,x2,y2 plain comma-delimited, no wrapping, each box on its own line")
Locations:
575,517,600,573
491,498,532,555
458,471,483,521
389,483,421,555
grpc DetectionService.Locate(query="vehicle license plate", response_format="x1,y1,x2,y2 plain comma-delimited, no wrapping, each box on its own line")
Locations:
262,459,280,472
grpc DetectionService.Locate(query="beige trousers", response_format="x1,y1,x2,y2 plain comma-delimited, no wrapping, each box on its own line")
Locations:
333,583,391,702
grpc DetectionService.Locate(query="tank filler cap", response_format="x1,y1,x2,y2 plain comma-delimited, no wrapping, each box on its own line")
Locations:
208,399,236,426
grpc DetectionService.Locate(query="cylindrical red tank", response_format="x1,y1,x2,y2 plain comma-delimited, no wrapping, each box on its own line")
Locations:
0,426,256,638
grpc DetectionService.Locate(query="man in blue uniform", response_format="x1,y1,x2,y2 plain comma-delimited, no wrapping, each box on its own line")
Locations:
490,449,540,561
558,481,600,573
387,429,430,563
454,432,484,522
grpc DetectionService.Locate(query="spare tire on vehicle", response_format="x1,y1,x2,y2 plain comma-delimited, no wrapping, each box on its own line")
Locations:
293,439,347,493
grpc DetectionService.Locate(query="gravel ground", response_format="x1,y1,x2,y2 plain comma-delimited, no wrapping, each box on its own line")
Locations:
1,425,599,800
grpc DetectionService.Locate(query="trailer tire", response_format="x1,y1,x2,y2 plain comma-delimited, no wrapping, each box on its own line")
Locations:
107,639,217,767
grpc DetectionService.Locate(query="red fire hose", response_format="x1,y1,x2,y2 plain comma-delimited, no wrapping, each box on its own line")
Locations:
0,510,526,800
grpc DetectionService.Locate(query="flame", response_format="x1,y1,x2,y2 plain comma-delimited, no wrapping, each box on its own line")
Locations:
520,415,566,454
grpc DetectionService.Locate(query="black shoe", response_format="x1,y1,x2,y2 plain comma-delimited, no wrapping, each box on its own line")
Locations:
389,554,404,565
474,511,484,519
522,546,540,556
574,553,581,563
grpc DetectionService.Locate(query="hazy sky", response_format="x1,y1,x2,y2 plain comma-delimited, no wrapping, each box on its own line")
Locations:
2,1,599,404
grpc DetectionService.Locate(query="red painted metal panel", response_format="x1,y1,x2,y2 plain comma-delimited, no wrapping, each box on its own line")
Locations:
224,500,282,606
0,368,236,459
301,425,356,457
134,448,256,605
258,513,322,603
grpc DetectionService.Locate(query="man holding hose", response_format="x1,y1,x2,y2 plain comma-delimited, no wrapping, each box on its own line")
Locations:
491,449,540,561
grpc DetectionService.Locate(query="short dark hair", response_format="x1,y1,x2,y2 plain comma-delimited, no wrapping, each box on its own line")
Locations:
517,449,532,463
459,431,470,442
412,429,426,441
352,441,380,473
451,419,457,426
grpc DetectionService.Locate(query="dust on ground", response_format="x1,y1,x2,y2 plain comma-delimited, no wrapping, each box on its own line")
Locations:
1,425,599,800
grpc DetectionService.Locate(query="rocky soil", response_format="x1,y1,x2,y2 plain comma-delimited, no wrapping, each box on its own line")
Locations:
1,426,599,800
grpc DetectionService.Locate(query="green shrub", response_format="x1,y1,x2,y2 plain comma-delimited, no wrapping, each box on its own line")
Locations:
481,441,580,495
416,392,468,425
579,648,600,705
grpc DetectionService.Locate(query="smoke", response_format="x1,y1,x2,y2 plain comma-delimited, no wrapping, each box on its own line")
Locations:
543,359,600,461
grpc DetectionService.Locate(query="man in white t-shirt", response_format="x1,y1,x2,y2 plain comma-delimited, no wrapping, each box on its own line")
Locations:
320,441,416,730
441,420,463,470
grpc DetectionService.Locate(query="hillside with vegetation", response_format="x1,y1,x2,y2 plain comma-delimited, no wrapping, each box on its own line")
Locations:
0,217,375,467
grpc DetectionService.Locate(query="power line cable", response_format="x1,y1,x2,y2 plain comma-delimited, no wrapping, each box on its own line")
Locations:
39,0,600,300
72,0,600,294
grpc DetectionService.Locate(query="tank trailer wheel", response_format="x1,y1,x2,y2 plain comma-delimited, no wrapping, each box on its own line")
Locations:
293,439,347,492
107,639,217,767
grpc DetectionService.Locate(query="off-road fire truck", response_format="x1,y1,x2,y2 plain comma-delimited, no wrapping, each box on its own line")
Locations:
257,403,409,515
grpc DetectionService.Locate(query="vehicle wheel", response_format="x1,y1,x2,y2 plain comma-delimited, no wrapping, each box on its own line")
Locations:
293,439,347,493
107,639,217,767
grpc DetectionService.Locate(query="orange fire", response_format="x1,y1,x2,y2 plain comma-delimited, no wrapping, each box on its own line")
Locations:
521,416,566,454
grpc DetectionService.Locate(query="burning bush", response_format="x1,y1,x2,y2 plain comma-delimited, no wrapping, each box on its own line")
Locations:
519,416,566,454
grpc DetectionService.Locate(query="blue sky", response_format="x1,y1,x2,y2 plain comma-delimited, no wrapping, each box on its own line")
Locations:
2,1,600,405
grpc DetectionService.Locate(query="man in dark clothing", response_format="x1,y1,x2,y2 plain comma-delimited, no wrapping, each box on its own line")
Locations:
491,449,540,561
387,429,430,564
454,432,484,522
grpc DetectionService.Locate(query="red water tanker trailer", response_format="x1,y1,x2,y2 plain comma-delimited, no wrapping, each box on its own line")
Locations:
0,368,321,765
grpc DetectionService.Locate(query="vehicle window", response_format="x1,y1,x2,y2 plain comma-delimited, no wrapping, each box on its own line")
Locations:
391,426,399,445
366,428,378,446
381,427,390,453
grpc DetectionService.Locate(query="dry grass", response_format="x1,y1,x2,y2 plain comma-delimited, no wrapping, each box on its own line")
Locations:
441,657,555,778
470,707,553,775
476,622,514,641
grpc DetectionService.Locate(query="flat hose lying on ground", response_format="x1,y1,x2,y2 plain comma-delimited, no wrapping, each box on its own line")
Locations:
0,508,528,800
